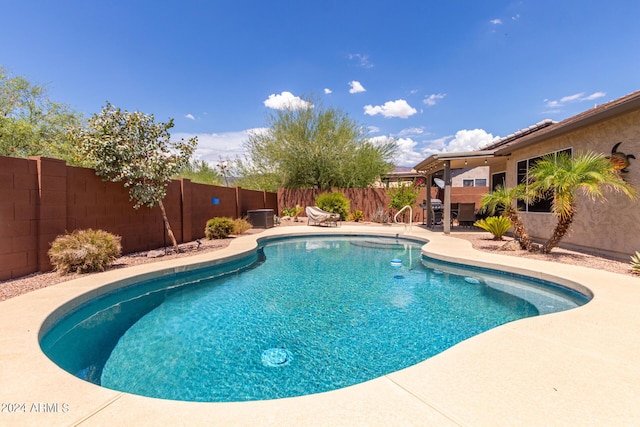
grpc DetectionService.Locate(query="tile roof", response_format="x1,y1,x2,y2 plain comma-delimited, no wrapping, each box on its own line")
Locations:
481,119,556,151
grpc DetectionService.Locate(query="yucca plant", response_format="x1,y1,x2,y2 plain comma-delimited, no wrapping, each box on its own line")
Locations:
631,251,640,275
473,216,512,241
371,206,390,224
349,209,365,222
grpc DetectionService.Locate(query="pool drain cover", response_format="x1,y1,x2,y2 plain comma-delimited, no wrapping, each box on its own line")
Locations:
261,348,293,367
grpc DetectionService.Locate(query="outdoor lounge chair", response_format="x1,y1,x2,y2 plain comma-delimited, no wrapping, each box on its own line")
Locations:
306,206,340,227
456,203,477,227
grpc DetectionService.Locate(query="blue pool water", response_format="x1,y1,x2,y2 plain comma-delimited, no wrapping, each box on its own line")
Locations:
40,235,589,402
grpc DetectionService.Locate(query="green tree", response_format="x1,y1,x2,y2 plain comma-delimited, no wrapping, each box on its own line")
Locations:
177,159,223,185
527,151,637,253
240,96,396,190
388,181,420,222
480,184,535,251
232,156,279,191
0,66,82,161
73,102,197,252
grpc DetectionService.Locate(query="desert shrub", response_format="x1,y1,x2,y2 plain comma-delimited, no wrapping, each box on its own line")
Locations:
474,216,512,240
348,209,365,222
205,217,235,239
371,206,390,224
48,229,122,274
281,205,303,221
232,218,253,235
631,251,640,275
315,191,350,220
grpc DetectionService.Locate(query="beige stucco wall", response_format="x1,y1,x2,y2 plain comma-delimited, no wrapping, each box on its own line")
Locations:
451,166,489,187
496,110,640,258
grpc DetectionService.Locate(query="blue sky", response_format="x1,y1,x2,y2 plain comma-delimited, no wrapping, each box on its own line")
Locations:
2,1,640,167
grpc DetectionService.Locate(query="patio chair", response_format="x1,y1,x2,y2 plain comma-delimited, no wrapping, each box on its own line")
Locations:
456,203,477,227
305,206,340,227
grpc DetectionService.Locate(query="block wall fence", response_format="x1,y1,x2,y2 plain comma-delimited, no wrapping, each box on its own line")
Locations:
0,156,277,281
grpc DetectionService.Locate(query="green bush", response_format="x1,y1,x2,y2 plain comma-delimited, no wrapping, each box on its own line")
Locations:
48,229,122,274
349,209,365,222
281,205,303,221
281,206,295,217
232,218,253,235
474,216,512,240
205,217,235,239
388,183,419,222
631,251,640,275
315,191,350,220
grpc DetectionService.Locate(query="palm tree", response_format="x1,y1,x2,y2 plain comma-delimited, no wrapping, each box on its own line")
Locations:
480,184,535,251
527,151,637,253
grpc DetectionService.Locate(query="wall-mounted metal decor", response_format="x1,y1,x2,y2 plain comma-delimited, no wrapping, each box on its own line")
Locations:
608,142,635,173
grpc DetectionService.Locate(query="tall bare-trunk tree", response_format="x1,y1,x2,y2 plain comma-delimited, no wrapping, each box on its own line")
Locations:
73,102,197,252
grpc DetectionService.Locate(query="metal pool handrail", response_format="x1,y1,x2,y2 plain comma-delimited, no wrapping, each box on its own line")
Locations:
394,205,413,234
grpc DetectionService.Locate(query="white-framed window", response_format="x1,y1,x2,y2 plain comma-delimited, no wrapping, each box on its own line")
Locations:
462,178,487,187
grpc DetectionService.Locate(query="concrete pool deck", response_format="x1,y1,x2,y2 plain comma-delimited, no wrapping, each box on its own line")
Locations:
1,225,639,426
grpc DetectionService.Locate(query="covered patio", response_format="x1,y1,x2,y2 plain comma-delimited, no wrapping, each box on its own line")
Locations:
414,150,505,233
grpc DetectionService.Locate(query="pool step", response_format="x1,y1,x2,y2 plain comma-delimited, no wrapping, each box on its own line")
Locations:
349,239,406,250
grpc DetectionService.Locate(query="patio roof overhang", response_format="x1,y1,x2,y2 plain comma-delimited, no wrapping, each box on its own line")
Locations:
413,150,501,174
413,150,501,234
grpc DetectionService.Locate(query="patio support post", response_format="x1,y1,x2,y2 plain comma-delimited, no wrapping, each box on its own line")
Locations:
443,160,451,234
426,173,432,226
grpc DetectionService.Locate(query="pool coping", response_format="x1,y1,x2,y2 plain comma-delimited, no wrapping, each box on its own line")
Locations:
1,225,640,426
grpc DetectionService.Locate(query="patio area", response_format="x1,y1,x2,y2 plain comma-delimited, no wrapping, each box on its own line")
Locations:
1,224,639,426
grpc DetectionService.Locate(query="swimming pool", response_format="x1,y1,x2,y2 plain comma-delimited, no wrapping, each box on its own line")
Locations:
40,235,589,402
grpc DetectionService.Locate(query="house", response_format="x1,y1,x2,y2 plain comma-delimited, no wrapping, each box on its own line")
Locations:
415,90,640,259
380,166,489,188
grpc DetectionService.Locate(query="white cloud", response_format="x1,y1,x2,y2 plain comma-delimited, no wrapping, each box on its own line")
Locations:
263,91,311,110
369,135,393,146
185,113,195,120
423,93,446,106
491,18,503,25
544,91,606,108
394,137,428,166
364,99,417,119
349,81,366,94
585,91,606,100
172,128,267,165
397,127,425,137
324,88,332,94
388,129,498,167
443,129,497,153
512,14,520,20
348,53,373,68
